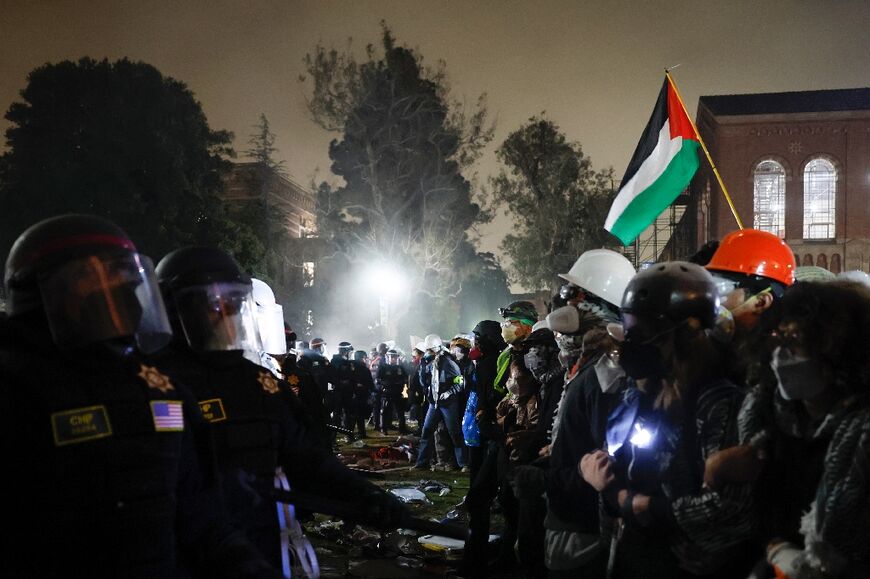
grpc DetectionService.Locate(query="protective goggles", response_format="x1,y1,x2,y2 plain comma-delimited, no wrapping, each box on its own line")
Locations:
559,283,585,301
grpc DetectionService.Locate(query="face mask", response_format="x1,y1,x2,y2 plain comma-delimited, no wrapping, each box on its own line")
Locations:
770,346,825,401
556,334,582,357
423,352,434,362
451,347,465,361
506,377,520,396
594,353,625,393
501,324,519,344
618,340,666,380
524,347,552,381
469,346,482,361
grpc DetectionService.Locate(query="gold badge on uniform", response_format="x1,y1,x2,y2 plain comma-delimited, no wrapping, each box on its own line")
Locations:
51,405,113,446
258,371,279,394
198,398,227,423
138,364,175,393
287,374,300,386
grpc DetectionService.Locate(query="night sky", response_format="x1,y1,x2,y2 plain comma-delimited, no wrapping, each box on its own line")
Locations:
2,0,869,259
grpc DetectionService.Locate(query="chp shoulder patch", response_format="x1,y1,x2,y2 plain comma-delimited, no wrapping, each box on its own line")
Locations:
151,400,184,432
287,374,300,386
51,405,112,446
258,371,280,394
138,364,175,393
198,398,227,423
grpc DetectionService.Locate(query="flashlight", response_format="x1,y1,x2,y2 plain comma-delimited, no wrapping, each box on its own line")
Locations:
628,422,655,449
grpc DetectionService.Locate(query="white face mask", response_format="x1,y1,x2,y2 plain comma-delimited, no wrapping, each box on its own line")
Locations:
594,353,625,394
770,346,825,401
506,377,520,396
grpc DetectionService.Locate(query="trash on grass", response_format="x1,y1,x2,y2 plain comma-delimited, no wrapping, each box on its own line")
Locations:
389,488,431,504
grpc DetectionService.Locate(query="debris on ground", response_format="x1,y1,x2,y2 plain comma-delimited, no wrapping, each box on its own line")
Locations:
389,487,431,504
416,479,451,494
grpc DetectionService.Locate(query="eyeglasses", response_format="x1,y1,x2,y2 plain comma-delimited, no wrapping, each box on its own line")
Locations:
559,283,584,301
768,324,804,351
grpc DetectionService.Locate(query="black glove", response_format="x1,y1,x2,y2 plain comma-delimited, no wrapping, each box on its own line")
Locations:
362,489,407,530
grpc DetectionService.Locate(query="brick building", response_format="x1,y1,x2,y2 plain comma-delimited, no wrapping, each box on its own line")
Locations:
222,162,322,331
666,88,870,273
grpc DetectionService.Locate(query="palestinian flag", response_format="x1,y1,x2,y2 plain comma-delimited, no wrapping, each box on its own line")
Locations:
605,77,700,245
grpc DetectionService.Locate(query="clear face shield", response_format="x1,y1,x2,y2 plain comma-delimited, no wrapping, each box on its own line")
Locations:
38,253,172,353
256,302,287,355
172,281,262,352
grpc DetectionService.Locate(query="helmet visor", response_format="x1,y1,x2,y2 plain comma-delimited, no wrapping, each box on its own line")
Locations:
39,253,172,353
256,302,287,355
173,281,262,352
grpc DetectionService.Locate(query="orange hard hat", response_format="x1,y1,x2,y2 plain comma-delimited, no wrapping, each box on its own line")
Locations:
706,229,796,286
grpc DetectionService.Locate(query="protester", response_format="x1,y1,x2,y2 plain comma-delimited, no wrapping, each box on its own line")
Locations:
412,334,467,471
580,261,755,578
717,281,870,578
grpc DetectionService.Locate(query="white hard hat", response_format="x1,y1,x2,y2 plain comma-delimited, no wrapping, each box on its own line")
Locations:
837,270,870,288
423,334,443,350
558,249,636,308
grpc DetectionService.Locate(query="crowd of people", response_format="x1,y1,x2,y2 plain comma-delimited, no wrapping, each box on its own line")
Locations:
1,213,867,579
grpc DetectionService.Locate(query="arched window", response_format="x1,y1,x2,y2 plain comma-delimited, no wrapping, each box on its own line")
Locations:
803,157,836,239
830,253,841,274
803,254,814,266
816,254,828,270
753,160,786,238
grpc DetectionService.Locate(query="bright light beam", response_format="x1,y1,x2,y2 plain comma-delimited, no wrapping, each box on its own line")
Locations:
364,263,407,299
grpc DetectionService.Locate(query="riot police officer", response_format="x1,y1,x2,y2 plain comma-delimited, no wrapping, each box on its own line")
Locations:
154,246,406,575
378,348,409,435
353,349,376,438
298,336,334,440
0,215,278,577
329,341,359,439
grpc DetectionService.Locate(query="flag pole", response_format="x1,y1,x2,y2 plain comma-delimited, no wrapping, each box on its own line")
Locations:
665,70,744,229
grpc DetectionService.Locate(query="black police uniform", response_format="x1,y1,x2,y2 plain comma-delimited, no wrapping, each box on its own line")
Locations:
328,354,359,437
281,355,331,448
0,316,278,578
158,348,386,571
351,358,375,438
298,350,332,415
377,363,409,434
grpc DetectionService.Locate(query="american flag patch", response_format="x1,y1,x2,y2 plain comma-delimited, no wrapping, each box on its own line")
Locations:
150,400,184,432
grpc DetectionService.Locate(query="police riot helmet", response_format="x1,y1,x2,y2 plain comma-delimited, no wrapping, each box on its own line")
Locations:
309,337,325,354
354,349,368,363
251,278,286,356
337,341,354,359
3,214,171,352
155,246,261,353
386,348,400,364
621,261,719,342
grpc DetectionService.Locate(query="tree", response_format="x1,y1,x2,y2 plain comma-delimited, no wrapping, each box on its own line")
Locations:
0,57,263,271
487,115,615,292
300,24,505,340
